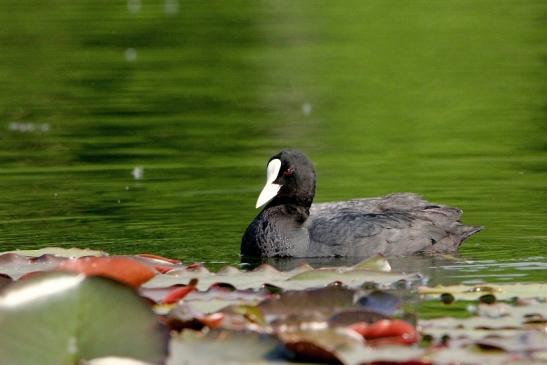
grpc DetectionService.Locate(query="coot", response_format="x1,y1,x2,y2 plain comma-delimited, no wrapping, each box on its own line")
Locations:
241,150,480,257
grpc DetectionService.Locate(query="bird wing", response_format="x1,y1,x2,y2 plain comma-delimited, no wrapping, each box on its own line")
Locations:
307,193,476,257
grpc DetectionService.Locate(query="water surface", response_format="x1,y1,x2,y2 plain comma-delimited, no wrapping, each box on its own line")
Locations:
0,0,545,283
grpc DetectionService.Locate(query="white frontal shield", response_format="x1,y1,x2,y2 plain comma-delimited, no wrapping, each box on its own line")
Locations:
256,158,282,208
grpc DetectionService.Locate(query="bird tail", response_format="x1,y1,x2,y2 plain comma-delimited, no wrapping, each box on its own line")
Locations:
457,225,482,247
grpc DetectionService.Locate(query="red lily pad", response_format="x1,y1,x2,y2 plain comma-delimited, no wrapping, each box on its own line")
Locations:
57,256,155,287
161,279,197,304
350,319,419,346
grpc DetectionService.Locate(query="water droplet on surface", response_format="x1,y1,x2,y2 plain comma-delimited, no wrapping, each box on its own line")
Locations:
124,48,137,62
127,0,141,13
164,0,179,15
67,336,78,354
132,167,144,180
302,102,312,116
8,121,49,133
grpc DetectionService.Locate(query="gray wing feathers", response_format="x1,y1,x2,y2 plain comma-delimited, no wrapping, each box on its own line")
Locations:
307,193,480,257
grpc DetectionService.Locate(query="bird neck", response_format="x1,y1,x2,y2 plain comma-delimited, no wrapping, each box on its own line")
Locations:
265,199,311,224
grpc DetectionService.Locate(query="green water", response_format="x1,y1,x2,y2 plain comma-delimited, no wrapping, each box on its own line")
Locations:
0,1,545,283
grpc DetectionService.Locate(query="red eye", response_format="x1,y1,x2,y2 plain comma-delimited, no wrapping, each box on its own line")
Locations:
283,167,294,176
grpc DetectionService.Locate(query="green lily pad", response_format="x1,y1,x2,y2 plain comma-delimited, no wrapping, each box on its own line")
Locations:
350,255,391,272
0,274,11,290
0,272,166,365
144,260,420,292
286,269,419,288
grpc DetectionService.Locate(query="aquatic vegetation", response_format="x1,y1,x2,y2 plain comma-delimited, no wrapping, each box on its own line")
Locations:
0,248,545,365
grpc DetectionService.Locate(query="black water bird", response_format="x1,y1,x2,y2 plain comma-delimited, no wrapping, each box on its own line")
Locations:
241,150,480,258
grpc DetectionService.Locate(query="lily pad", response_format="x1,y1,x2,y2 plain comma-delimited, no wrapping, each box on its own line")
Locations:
356,290,400,316
167,329,289,365
1,247,544,365
259,286,356,319
420,301,547,331
428,346,529,365
476,331,547,352
418,283,547,301
327,309,386,327
0,273,11,290
350,255,391,272
0,253,66,279
184,289,269,314
83,358,155,365
3,247,107,258
58,256,156,287
144,261,421,292
286,269,420,289
0,272,167,365
277,328,424,365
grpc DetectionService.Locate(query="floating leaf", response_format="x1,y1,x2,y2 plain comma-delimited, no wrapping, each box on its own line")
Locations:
328,309,387,327
259,286,355,319
356,290,400,316
351,255,391,272
278,328,354,364
287,269,420,289
3,247,107,258
428,346,528,365
476,331,547,352
144,262,421,292
225,304,267,324
0,253,64,279
1,247,544,364
83,357,155,365
57,256,155,287
277,328,424,365
349,319,418,346
136,254,181,265
142,285,269,314
167,329,287,365
161,279,197,304
165,302,210,331
0,272,167,365
421,301,547,331
418,283,547,300
167,301,266,332
132,254,183,274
